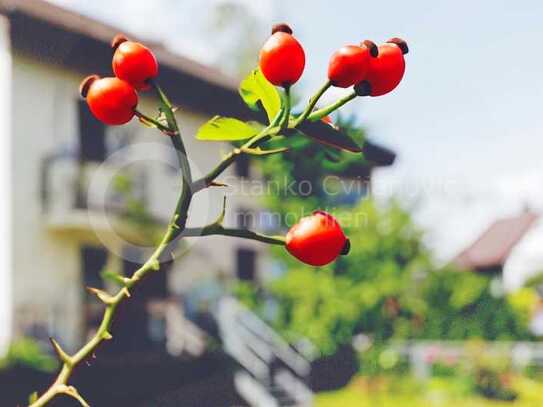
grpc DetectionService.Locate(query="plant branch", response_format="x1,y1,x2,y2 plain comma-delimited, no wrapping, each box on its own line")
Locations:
279,85,291,130
306,91,357,122
292,80,331,127
133,109,173,134
184,225,286,246
191,125,278,193
193,86,359,194
28,84,194,407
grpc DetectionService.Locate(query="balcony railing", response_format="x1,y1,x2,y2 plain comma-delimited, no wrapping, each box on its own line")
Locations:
40,151,161,244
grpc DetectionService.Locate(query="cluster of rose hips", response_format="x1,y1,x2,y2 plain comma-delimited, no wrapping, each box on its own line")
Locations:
77,25,409,269
259,23,408,96
260,24,408,266
79,35,159,125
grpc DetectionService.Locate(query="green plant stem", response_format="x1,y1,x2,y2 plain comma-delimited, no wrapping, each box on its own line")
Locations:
307,91,357,122
292,80,331,127
28,85,193,407
279,85,291,130
152,80,193,229
193,86,358,193
191,125,278,192
183,225,286,246
133,109,173,134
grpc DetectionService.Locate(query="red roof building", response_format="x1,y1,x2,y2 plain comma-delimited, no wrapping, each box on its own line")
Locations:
453,210,539,274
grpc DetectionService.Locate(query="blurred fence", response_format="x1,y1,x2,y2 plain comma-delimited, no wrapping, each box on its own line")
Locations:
386,340,543,379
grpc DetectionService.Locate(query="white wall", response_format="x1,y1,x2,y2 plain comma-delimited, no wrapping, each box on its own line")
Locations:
0,15,13,356
8,48,262,351
11,53,84,351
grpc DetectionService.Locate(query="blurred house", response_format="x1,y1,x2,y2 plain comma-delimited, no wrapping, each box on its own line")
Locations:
453,209,540,289
0,0,395,368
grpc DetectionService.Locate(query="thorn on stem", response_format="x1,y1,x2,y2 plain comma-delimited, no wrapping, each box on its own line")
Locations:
122,287,131,298
150,259,160,271
214,196,227,225
60,385,90,407
87,287,115,305
210,181,229,188
49,338,72,365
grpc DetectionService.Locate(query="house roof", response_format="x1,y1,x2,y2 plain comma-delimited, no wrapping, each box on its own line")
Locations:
453,211,539,271
0,0,396,167
0,0,249,118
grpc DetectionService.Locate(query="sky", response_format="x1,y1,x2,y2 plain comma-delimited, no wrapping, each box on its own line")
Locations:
48,0,543,267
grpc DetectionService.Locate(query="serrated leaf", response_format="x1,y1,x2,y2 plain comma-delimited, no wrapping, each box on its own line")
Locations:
197,116,259,141
296,121,362,153
239,69,281,123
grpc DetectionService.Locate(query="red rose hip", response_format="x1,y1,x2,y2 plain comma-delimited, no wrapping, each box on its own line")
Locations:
259,24,305,87
80,75,138,125
327,41,377,88
286,211,349,266
364,38,408,97
112,35,158,91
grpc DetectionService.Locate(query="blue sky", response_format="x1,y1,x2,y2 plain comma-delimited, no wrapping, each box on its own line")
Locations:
49,0,543,262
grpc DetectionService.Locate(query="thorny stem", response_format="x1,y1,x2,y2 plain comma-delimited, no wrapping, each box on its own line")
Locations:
28,78,357,407
29,82,195,407
133,109,172,134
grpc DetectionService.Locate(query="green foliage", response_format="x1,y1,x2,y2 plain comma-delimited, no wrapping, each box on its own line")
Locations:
415,271,532,341
257,199,431,355
0,338,58,372
196,116,261,141
316,374,542,407
239,68,281,122
234,114,533,356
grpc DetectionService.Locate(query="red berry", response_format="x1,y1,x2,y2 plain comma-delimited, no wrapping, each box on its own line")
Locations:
259,24,305,87
327,41,377,88
112,35,158,91
365,38,408,97
286,211,348,266
80,75,138,125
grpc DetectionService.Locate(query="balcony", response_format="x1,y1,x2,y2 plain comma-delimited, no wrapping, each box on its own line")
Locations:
41,152,165,247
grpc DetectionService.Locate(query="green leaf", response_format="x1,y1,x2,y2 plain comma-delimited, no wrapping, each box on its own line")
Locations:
239,69,281,123
295,120,362,153
196,116,259,141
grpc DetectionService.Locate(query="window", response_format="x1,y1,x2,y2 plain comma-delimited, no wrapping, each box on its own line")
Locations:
236,206,254,230
234,154,250,177
80,245,108,340
78,100,106,162
236,248,257,281
81,245,107,290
